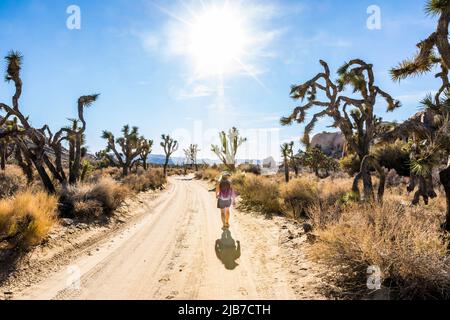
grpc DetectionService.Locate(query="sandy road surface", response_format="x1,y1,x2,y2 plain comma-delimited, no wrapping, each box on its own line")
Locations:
16,177,324,300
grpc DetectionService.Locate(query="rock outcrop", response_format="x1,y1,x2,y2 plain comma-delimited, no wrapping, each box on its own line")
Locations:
310,132,345,158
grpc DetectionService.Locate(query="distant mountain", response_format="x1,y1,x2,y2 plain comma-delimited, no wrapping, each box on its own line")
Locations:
147,155,265,166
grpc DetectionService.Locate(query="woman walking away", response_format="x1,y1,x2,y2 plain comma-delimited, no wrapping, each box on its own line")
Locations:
216,172,236,230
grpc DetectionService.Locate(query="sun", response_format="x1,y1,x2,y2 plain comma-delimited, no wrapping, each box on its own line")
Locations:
187,4,249,77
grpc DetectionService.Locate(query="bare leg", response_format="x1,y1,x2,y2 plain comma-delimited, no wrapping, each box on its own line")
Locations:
225,208,231,227
220,209,226,227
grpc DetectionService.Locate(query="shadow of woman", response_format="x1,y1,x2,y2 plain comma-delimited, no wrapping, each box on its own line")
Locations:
215,230,241,270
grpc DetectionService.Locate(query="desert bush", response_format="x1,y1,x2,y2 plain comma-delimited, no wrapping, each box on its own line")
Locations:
239,174,282,214
88,166,122,183
317,177,353,207
373,141,411,177
0,165,28,199
231,172,246,195
0,191,57,248
239,164,261,175
59,176,130,221
202,168,221,181
385,169,402,188
122,168,166,193
280,177,319,218
309,201,450,299
194,171,203,179
340,154,361,176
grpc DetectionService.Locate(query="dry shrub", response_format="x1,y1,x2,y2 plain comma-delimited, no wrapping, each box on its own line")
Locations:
309,200,450,299
0,191,57,248
202,168,221,181
317,176,353,208
194,171,203,179
280,177,319,218
0,165,28,198
239,174,282,214
123,169,166,193
60,177,130,221
231,172,246,195
89,167,122,182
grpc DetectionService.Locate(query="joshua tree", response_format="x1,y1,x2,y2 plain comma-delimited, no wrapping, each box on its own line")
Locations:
184,144,200,171
139,139,153,171
211,127,247,172
161,134,179,176
0,51,56,193
281,59,400,202
281,142,293,183
298,147,339,179
43,95,98,185
102,125,146,176
390,0,450,230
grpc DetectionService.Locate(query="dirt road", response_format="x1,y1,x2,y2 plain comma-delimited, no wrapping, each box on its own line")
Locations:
15,177,324,300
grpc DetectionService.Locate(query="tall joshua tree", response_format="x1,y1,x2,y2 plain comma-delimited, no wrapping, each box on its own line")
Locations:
139,139,153,171
390,0,450,230
184,144,200,171
43,95,98,185
281,142,293,183
211,127,247,172
281,59,400,202
102,125,145,176
0,51,56,193
161,134,178,176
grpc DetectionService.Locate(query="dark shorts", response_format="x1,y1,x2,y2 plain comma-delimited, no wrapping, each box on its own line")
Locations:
217,199,232,209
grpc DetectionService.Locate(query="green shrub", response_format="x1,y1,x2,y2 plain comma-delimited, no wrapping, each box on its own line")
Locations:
373,141,411,177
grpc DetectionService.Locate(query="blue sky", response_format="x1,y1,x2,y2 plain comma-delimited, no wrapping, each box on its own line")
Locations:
0,0,441,160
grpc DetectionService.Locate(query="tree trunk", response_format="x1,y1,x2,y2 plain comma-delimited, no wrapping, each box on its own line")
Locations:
440,165,450,232
123,164,129,177
30,155,56,194
163,156,169,176
284,158,289,183
69,135,82,184
15,147,33,183
0,145,6,170
143,160,148,171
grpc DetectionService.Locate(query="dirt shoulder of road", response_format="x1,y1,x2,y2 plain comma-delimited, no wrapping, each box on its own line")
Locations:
0,186,167,300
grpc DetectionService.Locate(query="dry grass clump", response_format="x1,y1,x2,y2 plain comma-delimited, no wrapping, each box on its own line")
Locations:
59,177,130,221
280,177,319,218
122,169,166,192
230,172,246,195
309,200,450,299
0,191,57,248
88,167,123,182
239,174,282,214
201,168,221,182
317,176,353,207
0,165,28,199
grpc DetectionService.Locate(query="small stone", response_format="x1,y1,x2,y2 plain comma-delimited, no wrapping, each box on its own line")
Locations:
303,223,313,234
61,218,74,226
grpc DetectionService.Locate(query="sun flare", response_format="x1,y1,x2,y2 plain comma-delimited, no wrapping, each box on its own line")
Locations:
187,4,249,77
